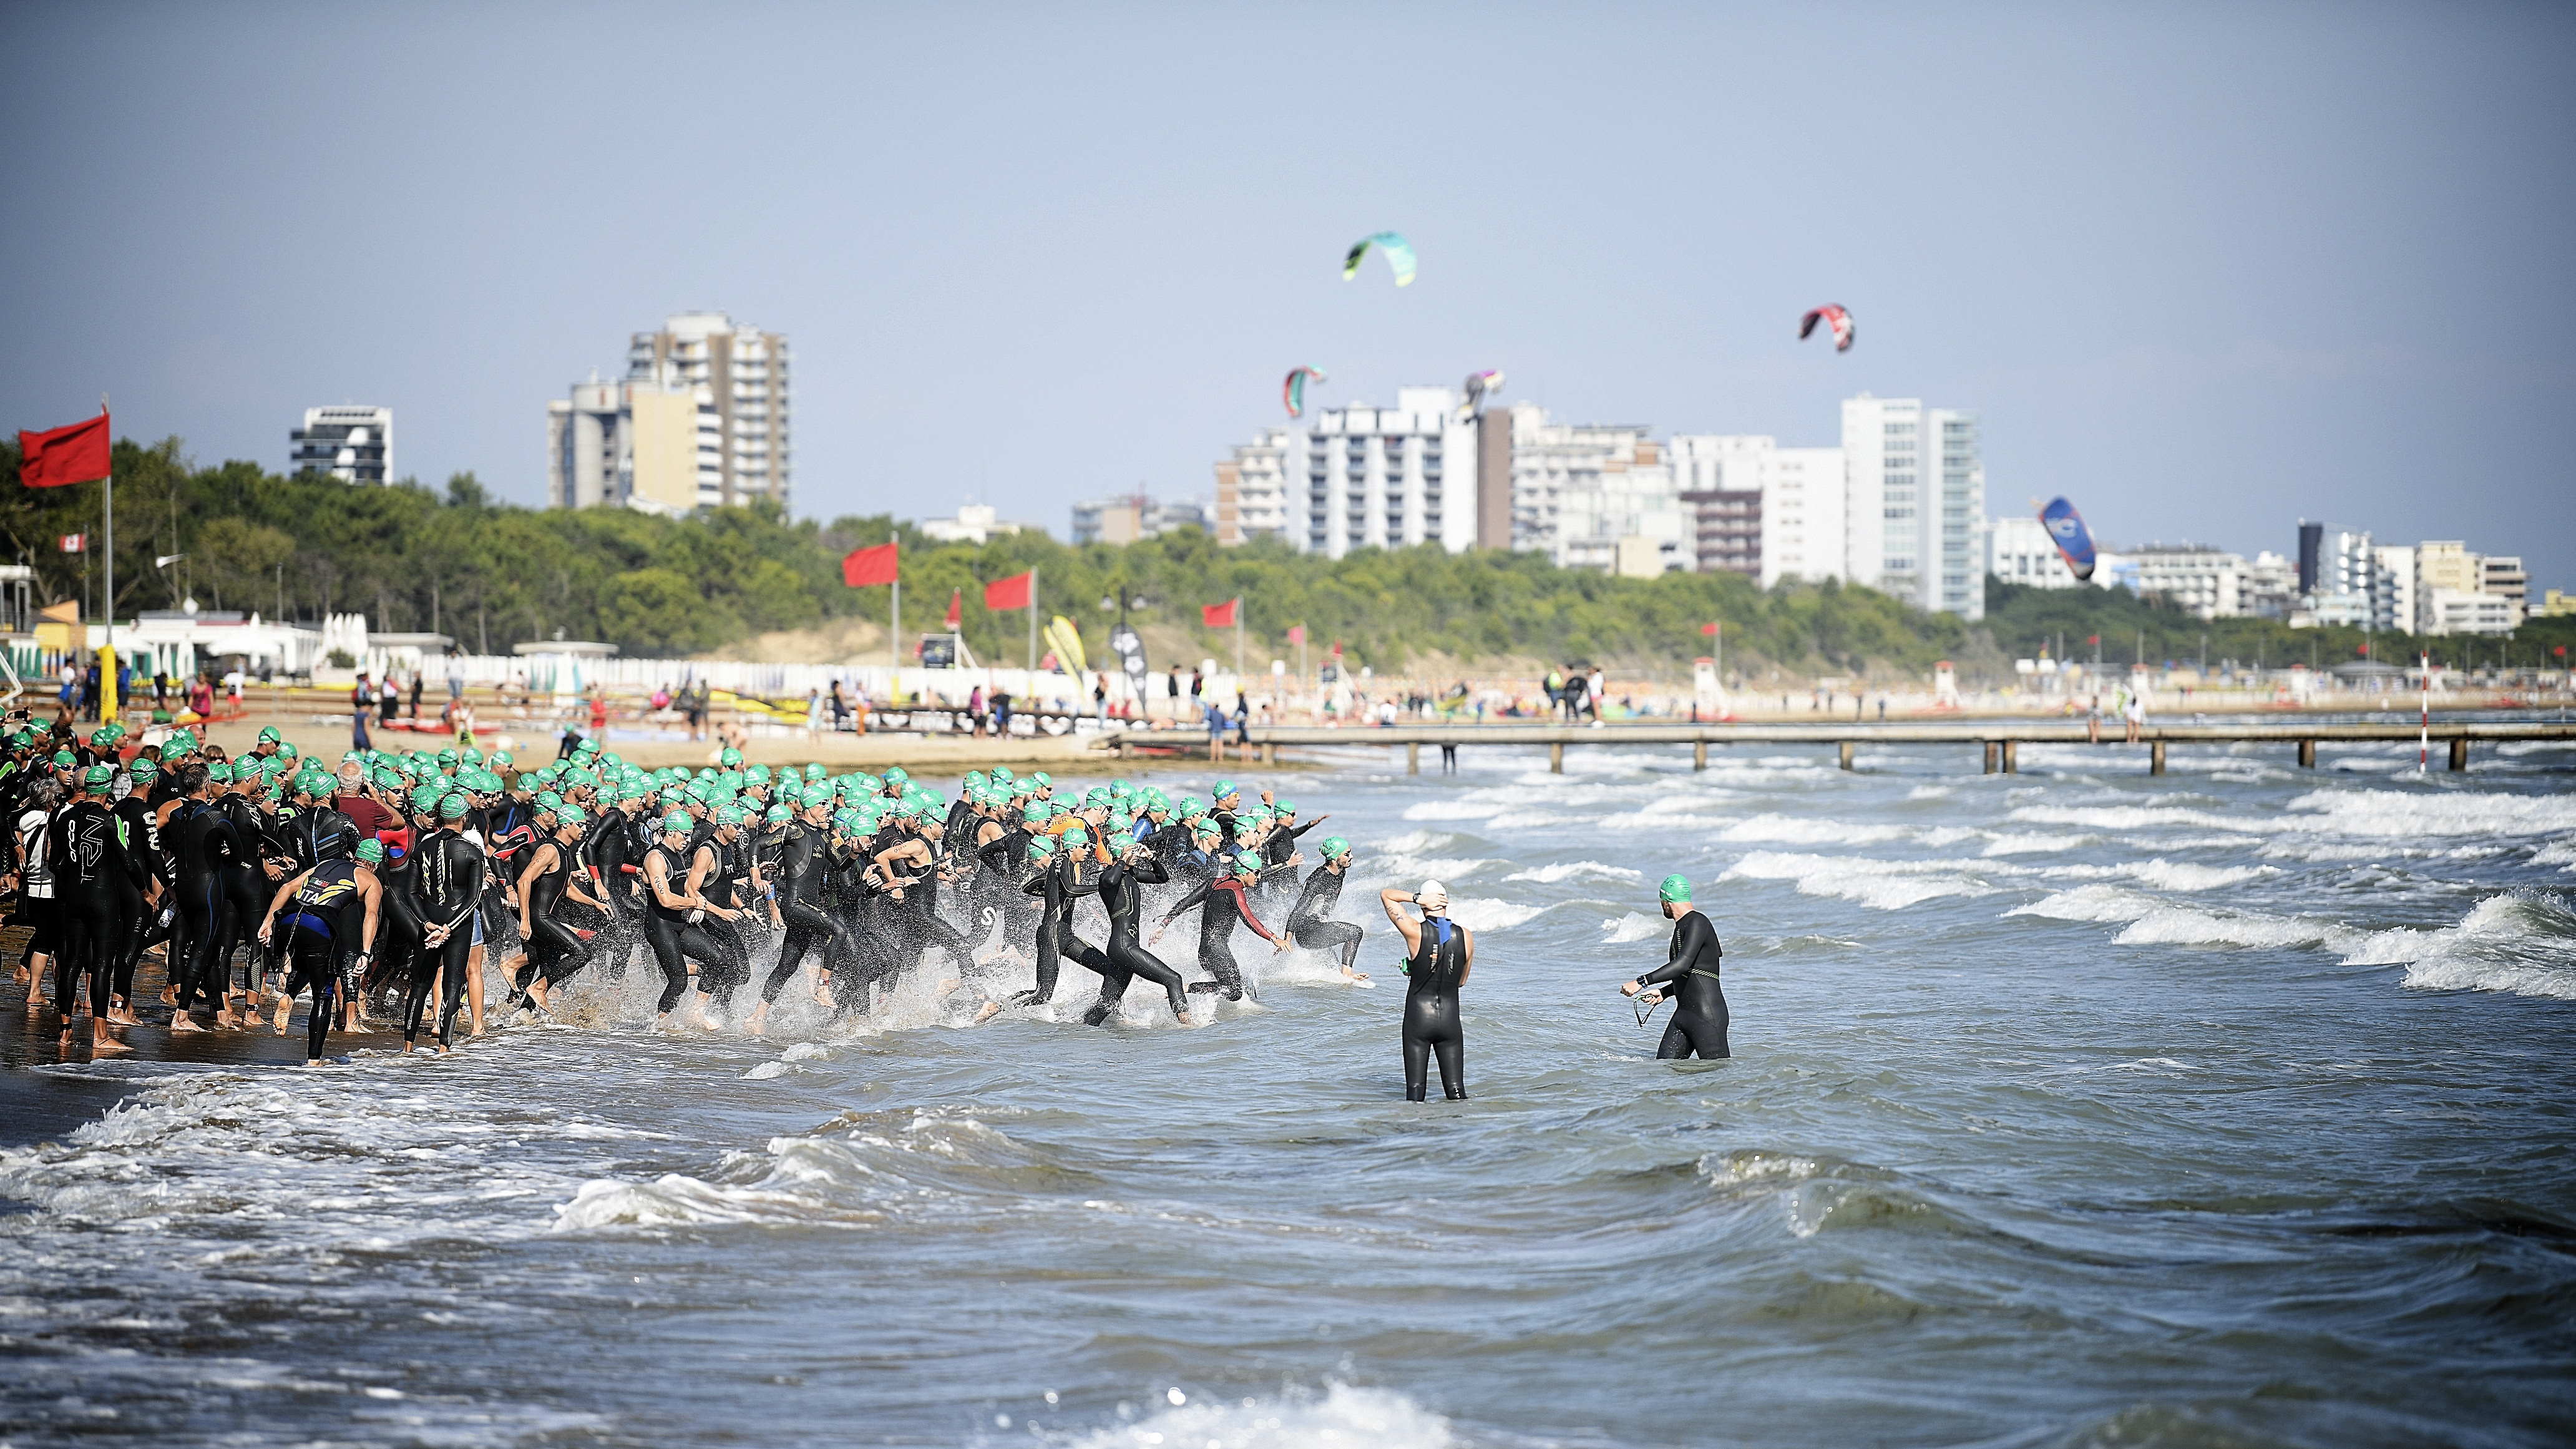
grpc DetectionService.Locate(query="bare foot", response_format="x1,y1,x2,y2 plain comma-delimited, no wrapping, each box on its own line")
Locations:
92,1030,130,1054
170,1013,205,1033
972,1000,1003,1025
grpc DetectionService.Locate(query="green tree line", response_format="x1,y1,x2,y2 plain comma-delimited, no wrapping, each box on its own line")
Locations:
1,434,2562,677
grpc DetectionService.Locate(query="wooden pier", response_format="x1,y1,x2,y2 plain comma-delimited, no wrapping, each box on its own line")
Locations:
1231,720,2576,776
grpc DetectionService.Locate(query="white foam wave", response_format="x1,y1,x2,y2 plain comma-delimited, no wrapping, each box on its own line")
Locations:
1058,1382,1453,1449
1983,831,2094,856
1601,911,1667,943
2344,892,2576,999
2535,840,2576,871
1444,896,1543,931
1508,860,1644,884
2285,789,2576,839
2011,884,2361,951
1721,851,1999,910
1719,813,1907,846
1398,799,1506,821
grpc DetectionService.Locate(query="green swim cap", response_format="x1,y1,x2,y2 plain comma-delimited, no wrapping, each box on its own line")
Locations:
82,763,115,788
713,804,746,827
883,766,907,784
1232,849,1265,878
439,793,472,822
1214,779,1237,799
205,761,235,784
257,726,282,744
1061,823,1090,847
1659,873,1694,904
554,806,587,828
354,839,386,865
720,747,743,767
764,803,791,824
1320,836,1351,861
661,811,693,835
1027,834,1057,859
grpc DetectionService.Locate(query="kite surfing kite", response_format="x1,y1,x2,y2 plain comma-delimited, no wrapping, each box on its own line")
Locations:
1798,304,1855,352
1342,232,1417,287
2038,496,2097,582
1457,369,1504,422
1282,366,1327,419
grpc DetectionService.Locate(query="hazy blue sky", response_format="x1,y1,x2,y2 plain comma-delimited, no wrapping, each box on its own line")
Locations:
6,2,2571,586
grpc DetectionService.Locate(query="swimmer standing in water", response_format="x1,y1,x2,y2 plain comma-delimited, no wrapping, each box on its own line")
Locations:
1381,879,1471,1101
1620,874,1728,1059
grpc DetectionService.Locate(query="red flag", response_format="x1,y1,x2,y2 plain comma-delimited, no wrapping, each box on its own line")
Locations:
841,541,898,587
983,570,1033,611
1700,621,1720,636
1286,623,1305,645
1201,598,1238,628
57,534,84,554
2086,635,2099,646
944,587,963,629
18,412,112,489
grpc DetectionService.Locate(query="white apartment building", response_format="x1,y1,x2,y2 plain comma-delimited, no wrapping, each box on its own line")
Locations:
1554,446,1691,575
1213,430,1294,545
2373,544,2417,636
2296,522,2398,630
1988,514,2082,590
1292,388,1481,559
1842,395,1984,619
290,405,393,484
547,374,700,514
2413,540,2525,636
1070,494,1208,545
626,311,791,510
1503,402,1651,557
2128,544,2246,620
1669,435,1846,587
2245,550,2298,618
919,504,1035,545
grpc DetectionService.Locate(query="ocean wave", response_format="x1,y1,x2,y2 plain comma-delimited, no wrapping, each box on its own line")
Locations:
1983,831,2095,856
1601,911,1667,943
2343,892,2576,1000
1721,851,2000,910
1398,799,1507,822
1051,1382,1454,1449
2283,788,2576,839
1509,859,1644,885
1445,896,1544,931
554,1112,1081,1233
1719,813,1908,846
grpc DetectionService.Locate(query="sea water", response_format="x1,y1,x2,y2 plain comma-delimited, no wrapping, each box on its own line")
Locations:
4,734,2573,1448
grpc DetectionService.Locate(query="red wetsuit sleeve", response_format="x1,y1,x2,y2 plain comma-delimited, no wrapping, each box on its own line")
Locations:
1216,879,1279,943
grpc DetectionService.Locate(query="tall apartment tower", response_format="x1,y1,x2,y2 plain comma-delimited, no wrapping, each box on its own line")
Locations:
1294,387,1481,559
1841,395,1984,620
547,374,701,514
627,312,791,510
290,405,393,484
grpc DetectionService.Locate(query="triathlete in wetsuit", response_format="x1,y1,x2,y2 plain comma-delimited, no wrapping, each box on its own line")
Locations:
1622,874,1728,1060
1285,836,1368,981
641,812,733,1024
751,799,856,1033
259,841,383,1063
49,767,146,1051
109,761,167,1021
509,810,600,1012
168,771,245,1029
1382,880,1472,1101
1083,839,1193,1026
404,796,485,1052
1153,849,1290,1002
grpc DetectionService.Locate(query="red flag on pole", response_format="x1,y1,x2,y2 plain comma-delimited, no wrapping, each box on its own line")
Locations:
1286,623,1305,645
983,570,1033,610
1201,598,1238,628
944,587,963,629
57,534,85,554
18,412,112,489
841,541,898,587
1700,620,1720,636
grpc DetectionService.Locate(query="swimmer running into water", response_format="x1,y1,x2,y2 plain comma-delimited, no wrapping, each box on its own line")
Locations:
1382,879,1472,1101
1620,874,1728,1059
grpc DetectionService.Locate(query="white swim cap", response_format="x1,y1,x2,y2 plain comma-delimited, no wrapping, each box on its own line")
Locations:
1417,880,1449,914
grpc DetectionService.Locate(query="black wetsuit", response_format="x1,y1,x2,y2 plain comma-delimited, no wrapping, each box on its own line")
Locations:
1286,864,1364,970
1161,873,1281,1002
110,792,165,1008
1083,854,1191,1025
169,800,243,1015
48,799,145,1022
404,828,485,1048
1639,910,1728,1060
642,841,729,1015
514,840,593,992
1402,916,1468,1101
12,803,59,990
277,858,371,1061
222,793,290,995
764,822,855,1004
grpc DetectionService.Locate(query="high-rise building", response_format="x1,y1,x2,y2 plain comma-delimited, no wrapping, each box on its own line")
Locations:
1670,435,1845,586
2243,551,2299,619
290,405,393,484
2295,522,2383,627
1071,494,1207,545
1502,403,1652,557
2373,544,2417,635
1293,388,1481,559
1213,430,1295,546
1553,440,1691,575
1988,514,2082,590
2129,544,2248,620
546,374,700,514
1841,396,1984,619
626,311,791,510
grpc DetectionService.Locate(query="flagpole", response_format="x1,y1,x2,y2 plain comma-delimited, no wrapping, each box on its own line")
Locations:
100,394,113,676
1028,567,1038,673
888,533,900,689
1234,597,1244,686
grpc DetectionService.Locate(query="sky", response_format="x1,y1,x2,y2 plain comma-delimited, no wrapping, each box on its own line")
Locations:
4,1,2572,587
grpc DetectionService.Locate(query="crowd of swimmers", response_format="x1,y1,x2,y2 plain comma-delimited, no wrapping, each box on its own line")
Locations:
4,720,1734,1096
